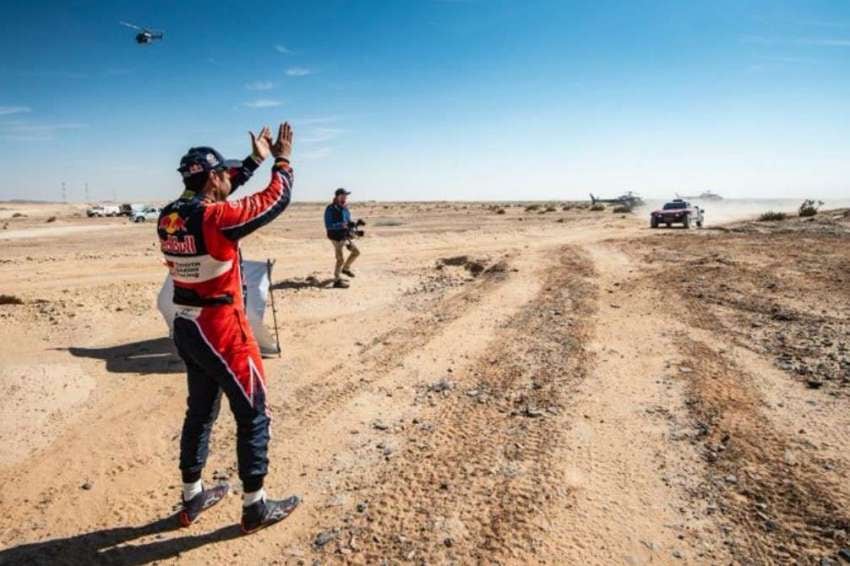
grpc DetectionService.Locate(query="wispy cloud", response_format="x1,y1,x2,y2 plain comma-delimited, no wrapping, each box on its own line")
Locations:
0,121,87,141
104,68,132,77
0,106,31,116
741,34,850,48
286,67,314,77
292,116,340,126
796,19,850,30
755,55,820,65
300,127,346,144
245,80,274,91
740,35,777,45
797,38,850,47
17,70,88,79
242,99,283,109
274,44,294,54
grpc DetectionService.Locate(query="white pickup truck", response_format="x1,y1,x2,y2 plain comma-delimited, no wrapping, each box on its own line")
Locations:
130,206,161,223
86,205,121,217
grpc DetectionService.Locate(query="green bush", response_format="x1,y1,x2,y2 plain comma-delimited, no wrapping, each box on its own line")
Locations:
798,199,823,218
759,211,787,222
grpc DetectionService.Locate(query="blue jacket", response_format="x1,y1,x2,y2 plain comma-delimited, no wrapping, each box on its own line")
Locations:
325,203,351,241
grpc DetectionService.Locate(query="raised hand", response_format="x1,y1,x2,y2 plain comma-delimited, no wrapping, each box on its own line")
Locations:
271,122,293,160
250,126,272,162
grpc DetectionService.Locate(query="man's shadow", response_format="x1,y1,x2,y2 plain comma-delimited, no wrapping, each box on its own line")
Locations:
0,514,243,565
271,276,336,290
62,337,184,374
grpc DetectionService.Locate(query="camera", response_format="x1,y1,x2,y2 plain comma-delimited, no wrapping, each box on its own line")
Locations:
348,218,366,239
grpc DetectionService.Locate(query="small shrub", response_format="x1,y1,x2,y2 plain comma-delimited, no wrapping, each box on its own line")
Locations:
562,205,574,211
759,211,787,222
544,205,557,213
612,205,632,214
590,204,605,212
798,199,823,218
0,294,23,305
495,208,506,215
11,212,26,218
524,204,541,212
46,216,57,223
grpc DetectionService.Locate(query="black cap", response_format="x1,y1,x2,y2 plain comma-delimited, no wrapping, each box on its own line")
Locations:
334,188,351,197
177,147,242,179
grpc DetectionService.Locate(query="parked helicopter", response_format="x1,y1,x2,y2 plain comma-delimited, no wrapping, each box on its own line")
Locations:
120,21,164,44
589,190,645,209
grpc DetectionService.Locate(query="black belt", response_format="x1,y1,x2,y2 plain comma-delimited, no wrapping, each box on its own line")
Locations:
173,287,233,307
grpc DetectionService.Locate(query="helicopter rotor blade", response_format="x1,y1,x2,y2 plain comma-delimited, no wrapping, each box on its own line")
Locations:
119,21,143,31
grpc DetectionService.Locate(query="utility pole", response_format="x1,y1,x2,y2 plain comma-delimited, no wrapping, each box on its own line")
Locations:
84,183,90,203
61,182,67,203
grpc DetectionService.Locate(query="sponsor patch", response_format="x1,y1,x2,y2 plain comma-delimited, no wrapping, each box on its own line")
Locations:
161,234,197,255
158,212,188,235
174,306,202,320
170,260,201,280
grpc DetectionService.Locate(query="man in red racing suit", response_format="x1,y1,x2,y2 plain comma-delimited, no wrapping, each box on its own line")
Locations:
158,123,298,533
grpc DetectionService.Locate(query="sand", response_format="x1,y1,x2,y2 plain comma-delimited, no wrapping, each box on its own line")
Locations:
0,201,848,564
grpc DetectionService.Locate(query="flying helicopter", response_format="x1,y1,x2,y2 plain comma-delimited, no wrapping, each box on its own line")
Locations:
120,21,164,44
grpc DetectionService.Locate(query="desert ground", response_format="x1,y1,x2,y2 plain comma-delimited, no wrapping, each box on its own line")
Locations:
0,199,849,565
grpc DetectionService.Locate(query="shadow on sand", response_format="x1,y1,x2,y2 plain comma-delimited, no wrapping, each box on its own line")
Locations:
271,276,336,290
64,337,184,374
0,514,243,565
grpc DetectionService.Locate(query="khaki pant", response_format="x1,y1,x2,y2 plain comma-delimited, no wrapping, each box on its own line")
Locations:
332,239,360,280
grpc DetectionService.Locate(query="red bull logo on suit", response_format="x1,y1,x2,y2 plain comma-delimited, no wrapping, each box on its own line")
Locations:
159,212,188,235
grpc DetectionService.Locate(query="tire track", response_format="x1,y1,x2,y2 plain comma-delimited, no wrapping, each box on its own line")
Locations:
308,247,596,563
273,258,512,430
627,232,850,563
675,337,850,563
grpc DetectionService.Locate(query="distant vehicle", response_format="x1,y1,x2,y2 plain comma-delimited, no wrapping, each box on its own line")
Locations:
86,205,120,217
119,203,146,217
650,199,703,229
131,206,160,223
120,21,164,44
676,190,723,201
590,191,645,209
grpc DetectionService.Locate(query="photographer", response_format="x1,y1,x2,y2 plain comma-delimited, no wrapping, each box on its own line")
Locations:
324,188,364,288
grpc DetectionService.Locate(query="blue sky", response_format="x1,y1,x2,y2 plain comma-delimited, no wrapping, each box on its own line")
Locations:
1,0,849,202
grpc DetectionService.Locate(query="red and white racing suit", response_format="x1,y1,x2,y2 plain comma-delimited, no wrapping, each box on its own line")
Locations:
157,157,292,490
